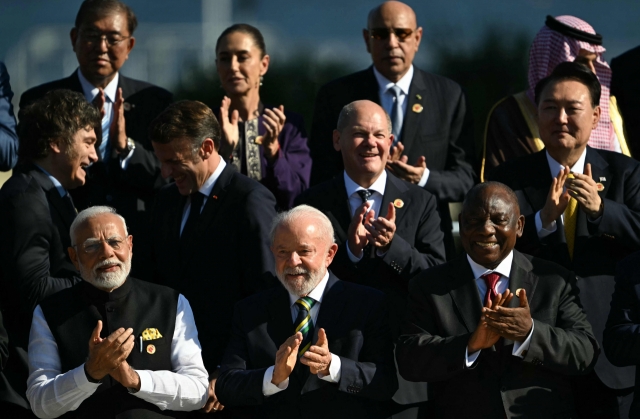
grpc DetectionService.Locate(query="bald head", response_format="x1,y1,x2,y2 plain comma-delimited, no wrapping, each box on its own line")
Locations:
462,182,520,217
367,1,417,28
337,100,391,134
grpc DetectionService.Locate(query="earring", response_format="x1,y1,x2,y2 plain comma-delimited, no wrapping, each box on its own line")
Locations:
259,76,263,86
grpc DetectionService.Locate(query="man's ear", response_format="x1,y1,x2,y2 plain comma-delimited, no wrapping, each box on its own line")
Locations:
49,139,63,155
362,29,371,53
70,28,78,52
68,246,80,270
201,138,215,159
325,243,339,266
516,214,525,238
592,105,601,129
414,27,423,51
333,130,341,152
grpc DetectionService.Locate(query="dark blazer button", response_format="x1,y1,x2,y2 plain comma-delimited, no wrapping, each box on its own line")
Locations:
106,307,114,313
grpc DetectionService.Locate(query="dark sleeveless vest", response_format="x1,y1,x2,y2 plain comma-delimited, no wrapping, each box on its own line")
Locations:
40,278,184,419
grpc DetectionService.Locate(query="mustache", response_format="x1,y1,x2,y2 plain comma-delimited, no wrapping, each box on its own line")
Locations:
94,259,123,271
282,267,310,276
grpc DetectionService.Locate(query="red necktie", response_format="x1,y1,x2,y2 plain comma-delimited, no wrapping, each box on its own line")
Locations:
482,272,501,306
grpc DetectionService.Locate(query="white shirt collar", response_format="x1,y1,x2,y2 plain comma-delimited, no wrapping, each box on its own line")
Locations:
373,65,414,96
77,68,119,104
545,148,587,178
343,170,387,198
34,164,67,198
287,271,330,306
198,156,226,197
466,251,514,280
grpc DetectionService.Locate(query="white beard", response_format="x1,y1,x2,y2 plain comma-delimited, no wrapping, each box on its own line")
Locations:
276,266,324,297
79,255,132,291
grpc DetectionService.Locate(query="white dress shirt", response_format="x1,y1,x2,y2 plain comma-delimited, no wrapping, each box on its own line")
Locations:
77,69,134,168
343,171,388,263
34,164,67,198
465,251,534,366
534,149,589,238
27,294,209,418
262,272,342,396
179,157,226,235
372,65,430,187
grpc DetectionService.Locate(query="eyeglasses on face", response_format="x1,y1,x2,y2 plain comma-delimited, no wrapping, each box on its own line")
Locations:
79,30,131,47
75,237,127,254
368,27,415,41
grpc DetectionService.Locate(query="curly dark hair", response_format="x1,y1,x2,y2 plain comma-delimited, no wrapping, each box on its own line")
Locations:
149,100,221,155
18,89,101,162
75,0,138,35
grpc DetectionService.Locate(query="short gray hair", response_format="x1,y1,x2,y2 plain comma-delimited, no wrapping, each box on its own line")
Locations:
70,206,128,245
270,205,335,246
336,101,392,134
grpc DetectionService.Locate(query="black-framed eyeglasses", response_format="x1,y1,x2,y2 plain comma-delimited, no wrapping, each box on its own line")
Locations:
79,30,131,47
74,237,126,254
368,27,415,41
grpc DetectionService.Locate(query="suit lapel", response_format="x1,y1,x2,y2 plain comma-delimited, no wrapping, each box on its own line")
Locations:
267,287,296,357
30,167,75,230
448,257,483,333
401,71,428,156
507,251,539,307
576,147,611,240
382,172,409,222
301,274,347,394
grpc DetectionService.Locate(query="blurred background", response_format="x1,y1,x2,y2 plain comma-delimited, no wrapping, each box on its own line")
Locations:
1,0,638,161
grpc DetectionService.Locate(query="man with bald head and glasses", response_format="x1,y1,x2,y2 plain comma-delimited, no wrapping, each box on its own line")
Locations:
26,206,209,418
309,1,476,261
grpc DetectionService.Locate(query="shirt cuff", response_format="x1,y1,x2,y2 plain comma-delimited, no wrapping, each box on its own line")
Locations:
74,364,102,392
465,347,480,367
346,242,363,263
512,322,534,358
318,354,341,383
535,210,556,238
136,369,152,393
120,147,134,170
262,365,288,396
417,167,430,187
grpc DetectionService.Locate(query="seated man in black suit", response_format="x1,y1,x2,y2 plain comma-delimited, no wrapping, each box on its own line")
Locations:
489,61,640,417
19,0,173,277
216,205,398,418
396,182,598,418
27,206,208,418
310,1,475,258
297,99,444,417
0,89,100,417
148,100,277,415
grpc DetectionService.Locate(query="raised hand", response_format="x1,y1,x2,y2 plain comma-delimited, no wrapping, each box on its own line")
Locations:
109,360,140,391
364,202,397,253
386,155,427,184
219,96,240,159
300,328,332,376
110,87,128,153
272,332,302,386
468,291,514,353
261,105,285,160
347,202,374,258
483,288,533,343
85,320,135,381
389,141,404,162
540,166,571,228
565,163,603,218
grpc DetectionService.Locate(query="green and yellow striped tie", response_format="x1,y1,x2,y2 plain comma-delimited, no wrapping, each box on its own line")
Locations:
294,297,315,356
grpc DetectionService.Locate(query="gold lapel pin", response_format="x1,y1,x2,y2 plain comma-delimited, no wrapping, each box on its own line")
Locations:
147,344,156,354
596,183,605,191
412,104,423,113
416,94,422,100
393,199,404,208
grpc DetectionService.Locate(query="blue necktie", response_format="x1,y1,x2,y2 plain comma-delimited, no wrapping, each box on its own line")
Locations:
98,97,111,160
388,84,403,145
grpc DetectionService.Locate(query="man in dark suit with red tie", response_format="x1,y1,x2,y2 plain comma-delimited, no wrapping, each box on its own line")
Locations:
396,182,597,418
0,90,100,417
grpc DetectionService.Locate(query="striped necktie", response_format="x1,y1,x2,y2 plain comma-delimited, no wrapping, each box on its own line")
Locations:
294,297,316,356
388,84,403,145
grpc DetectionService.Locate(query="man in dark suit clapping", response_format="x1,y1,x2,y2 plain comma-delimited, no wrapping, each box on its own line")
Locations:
396,182,598,418
149,100,277,416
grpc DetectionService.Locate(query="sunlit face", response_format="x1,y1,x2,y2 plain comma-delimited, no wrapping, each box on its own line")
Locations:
333,102,392,184
271,216,337,297
71,12,135,84
537,79,600,158
69,213,133,292
153,139,210,196
216,31,269,97
52,127,98,190
459,187,524,270
363,3,422,82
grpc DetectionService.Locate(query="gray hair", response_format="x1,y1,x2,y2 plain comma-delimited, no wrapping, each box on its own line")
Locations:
270,205,335,247
70,206,128,245
336,101,392,134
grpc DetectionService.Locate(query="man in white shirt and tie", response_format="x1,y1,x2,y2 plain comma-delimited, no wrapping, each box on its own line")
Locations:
396,181,597,418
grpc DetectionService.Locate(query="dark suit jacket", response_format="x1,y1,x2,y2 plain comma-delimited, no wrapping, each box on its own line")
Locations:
150,164,277,372
0,62,18,171
490,147,640,389
295,171,446,338
216,273,398,419
19,70,173,276
396,251,597,419
604,251,640,418
309,66,476,257
611,45,640,158
0,163,80,408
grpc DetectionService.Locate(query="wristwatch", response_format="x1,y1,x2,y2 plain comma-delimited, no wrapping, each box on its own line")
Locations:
125,137,136,152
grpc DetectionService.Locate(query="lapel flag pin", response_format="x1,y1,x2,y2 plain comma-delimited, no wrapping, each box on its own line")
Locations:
600,177,606,181
412,104,423,113
416,94,422,100
596,183,605,191
393,199,404,208
147,344,156,354
212,195,218,200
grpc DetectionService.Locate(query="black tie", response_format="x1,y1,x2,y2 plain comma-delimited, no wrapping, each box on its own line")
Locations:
357,189,372,203
181,192,205,242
